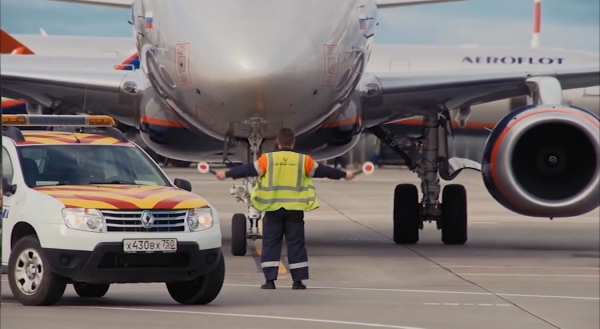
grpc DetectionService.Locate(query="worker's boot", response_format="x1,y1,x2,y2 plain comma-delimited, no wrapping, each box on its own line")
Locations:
261,280,276,289
292,281,306,290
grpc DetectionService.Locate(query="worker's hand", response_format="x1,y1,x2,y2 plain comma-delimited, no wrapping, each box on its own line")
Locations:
215,171,227,180
345,171,355,180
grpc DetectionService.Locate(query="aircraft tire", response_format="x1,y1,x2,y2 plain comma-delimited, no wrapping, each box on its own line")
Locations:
231,213,247,256
441,184,468,245
166,251,225,305
169,159,192,168
393,184,420,244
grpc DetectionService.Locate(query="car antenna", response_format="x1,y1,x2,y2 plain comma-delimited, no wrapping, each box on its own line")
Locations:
61,86,89,144
63,123,81,143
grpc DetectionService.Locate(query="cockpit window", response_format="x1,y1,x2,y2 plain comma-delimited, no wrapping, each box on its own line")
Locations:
17,145,171,188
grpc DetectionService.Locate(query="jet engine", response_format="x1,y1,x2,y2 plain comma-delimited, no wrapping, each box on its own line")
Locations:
481,104,600,218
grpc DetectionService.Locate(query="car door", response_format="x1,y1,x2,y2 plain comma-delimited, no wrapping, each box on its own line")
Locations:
1,144,28,265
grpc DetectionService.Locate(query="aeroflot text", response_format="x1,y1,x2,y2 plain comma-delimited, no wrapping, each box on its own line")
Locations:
462,56,564,65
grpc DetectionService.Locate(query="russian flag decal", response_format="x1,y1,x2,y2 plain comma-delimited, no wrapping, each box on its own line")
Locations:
146,12,154,29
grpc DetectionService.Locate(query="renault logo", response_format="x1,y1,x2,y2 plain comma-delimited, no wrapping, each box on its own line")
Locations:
140,210,155,229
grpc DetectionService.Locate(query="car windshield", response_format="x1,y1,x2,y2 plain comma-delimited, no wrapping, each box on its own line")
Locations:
17,144,171,188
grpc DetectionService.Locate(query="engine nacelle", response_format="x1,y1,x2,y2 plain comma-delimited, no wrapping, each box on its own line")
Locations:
482,104,600,218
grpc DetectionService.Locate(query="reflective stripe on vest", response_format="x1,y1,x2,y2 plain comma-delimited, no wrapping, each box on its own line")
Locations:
250,151,319,212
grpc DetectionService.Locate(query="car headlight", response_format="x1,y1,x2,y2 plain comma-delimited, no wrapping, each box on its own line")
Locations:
61,208,105,233
187,208,214,231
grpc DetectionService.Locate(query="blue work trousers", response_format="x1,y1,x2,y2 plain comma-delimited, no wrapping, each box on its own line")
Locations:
260,208,309,282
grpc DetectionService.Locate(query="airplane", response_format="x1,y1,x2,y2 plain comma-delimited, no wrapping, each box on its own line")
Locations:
2,0,599,256
4,0,599,160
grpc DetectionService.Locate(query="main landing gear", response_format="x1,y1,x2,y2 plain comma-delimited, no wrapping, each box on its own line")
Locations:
369,112,481,245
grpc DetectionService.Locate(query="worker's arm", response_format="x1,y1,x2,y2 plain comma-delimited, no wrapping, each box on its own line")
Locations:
225,154,267,179
305,156,347,180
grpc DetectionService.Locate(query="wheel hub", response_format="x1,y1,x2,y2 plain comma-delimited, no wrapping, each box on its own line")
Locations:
26,263,38,280
14,248,43,296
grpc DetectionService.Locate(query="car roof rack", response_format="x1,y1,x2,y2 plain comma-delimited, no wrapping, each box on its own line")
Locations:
1,114,129,143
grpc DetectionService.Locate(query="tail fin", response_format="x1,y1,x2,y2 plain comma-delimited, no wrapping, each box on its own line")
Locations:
0,29,35,54
530,0,541,48
114,52,140,70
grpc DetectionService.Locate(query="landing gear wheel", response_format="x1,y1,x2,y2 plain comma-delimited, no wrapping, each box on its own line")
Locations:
169,159,191,168
441,184,468,245
166,251,225,305
73,283,110,298
393,184,420,244
8,235,67,306
231,213,248,256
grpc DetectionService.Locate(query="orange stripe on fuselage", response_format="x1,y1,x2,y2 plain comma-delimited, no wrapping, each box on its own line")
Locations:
320,117,495,130
140,115,186,128
2,99,26,108
139,113,495,131
387,118,496,130
490,108,599,216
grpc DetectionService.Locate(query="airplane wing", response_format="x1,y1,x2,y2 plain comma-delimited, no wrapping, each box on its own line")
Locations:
49,0,131,8
360,63,600,126
376,0,467,8
0,54,137,118
50,0,466,9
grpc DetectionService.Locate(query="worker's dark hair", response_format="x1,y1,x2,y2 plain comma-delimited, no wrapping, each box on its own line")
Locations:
276,127,296,147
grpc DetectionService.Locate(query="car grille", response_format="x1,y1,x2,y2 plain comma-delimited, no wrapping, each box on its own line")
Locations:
101,210,188,232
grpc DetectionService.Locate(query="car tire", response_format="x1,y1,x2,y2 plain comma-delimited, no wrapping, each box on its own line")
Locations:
166,251,225,305
8,235,67,306
73,283,110,298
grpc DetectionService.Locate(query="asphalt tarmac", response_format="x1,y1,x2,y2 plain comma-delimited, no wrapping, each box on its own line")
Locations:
1,167,599,329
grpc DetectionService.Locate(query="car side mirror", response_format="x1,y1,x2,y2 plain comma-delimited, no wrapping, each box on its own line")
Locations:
2,178,17,196
173,178,192,192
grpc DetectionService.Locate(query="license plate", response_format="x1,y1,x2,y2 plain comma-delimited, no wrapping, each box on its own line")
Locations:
122,238,177,253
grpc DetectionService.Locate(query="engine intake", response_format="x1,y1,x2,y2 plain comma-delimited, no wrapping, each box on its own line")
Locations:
482,105,600,218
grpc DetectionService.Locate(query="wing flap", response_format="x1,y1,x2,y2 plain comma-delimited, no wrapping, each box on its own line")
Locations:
362,63,600,125
1,54,137,119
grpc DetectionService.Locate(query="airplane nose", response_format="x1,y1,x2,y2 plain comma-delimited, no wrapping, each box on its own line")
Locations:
198,27,318,81
186,23,326,123
161,0,354,135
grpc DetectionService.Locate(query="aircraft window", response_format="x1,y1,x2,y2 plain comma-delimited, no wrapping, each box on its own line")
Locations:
2,148,14,184
17,145,171,187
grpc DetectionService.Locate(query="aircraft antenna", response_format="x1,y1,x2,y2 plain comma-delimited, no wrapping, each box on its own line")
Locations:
530,0,541,48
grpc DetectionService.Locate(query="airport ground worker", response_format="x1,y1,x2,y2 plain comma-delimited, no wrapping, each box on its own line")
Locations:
215,127,355,290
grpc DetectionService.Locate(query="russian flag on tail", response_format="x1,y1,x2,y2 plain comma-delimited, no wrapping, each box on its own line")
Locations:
359,13,367,30
146,12,154,29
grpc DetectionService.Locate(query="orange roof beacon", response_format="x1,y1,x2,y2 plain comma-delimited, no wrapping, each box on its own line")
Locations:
1,115,224,307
